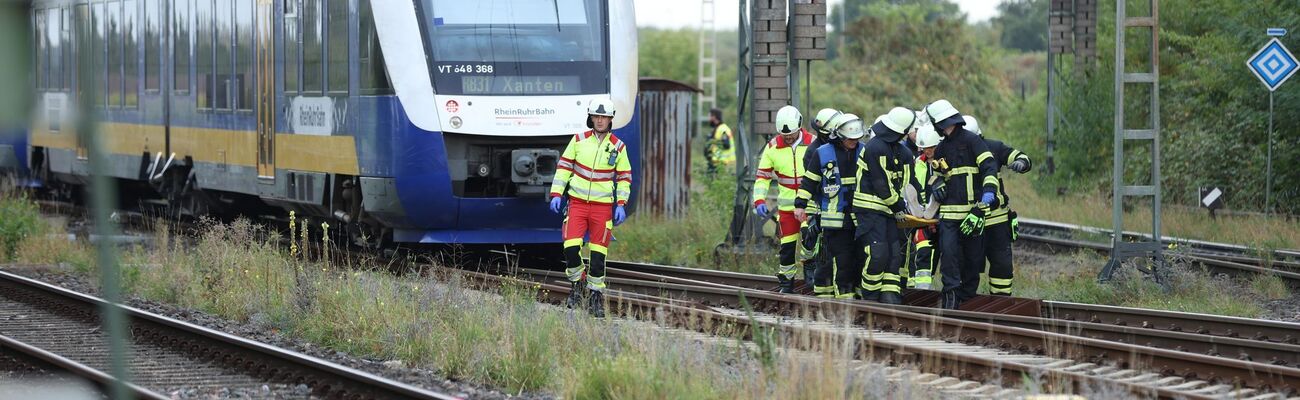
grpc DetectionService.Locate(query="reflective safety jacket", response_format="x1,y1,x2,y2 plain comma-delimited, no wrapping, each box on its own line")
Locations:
550,130,633,206
799,135,829,215
707,123,736,164
753,129,814,212
795,142,862,229
853,137,914,216
931,128,999,221
983,138,1031,225
910,153,936,206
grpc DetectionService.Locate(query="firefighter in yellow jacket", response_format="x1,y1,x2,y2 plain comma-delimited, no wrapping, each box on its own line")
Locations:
706,108,736,173
549,98,633,318
753,105,814,293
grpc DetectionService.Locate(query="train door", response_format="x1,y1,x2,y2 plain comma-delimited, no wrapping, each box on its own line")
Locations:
255,0,275,179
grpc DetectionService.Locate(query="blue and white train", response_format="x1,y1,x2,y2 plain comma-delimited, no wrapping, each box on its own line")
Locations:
19,0,639,248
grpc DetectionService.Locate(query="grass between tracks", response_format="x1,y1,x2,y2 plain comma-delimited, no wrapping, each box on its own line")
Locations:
0,194,989,399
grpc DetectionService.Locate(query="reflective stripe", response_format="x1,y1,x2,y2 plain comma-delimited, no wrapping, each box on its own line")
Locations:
778,263,798,278
975,151,993,165
841,177,857,184
949,166,979,175
820,213,845,228
564,238,584,248
803,170,821,180
590,243,609,255
1007,150,1023,166
853,197,893,213
565,266,585,281
983,175,1000,187
757,169,777,179
797,189,813,200
989,277,1013,286
940,212,972,220
588,275,607,291
939,204,974,212
834,293,855,299
568,185,616,201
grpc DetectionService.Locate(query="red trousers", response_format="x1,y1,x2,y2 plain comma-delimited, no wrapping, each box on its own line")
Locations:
563,198,613,254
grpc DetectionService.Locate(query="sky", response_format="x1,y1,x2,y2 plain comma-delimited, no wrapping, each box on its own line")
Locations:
634,0,1001,29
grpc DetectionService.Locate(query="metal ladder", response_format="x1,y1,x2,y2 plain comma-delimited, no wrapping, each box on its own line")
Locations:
1100,0,1163,283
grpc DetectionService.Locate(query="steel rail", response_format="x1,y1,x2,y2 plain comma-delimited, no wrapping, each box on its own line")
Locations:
0,270,461,400
0,333,170,400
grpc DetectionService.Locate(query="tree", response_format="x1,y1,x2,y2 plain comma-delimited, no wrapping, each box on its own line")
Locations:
994,0,1047,52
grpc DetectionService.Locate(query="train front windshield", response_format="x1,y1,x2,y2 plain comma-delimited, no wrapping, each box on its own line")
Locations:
418,0,610,96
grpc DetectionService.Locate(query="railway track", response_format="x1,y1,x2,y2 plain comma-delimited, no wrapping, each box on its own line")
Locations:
493,264,1298,399
0,270,459,400
593,261,1300,396
1016,218,1300,284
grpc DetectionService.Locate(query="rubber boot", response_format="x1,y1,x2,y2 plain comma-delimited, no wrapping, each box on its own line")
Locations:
566,280,585,309
588,290,606,318
776,274,795,294
879,292,902,305
855,288,880,302
941,291,961,310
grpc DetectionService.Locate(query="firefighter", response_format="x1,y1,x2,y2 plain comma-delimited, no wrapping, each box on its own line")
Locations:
924,100,999,309
796,108,844,292
907,124,943,289
795,112,865,298
963,115,1032,296
549,98,633,318
852,107,916,304
753,105,815,293
705,108,736,174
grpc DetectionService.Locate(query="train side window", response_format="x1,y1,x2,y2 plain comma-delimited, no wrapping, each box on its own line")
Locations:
302,0,323,94
215,0,232,110
93,3,106,107
284,0,300,94
108,0,122,108
75,5,91,103
144,0,160,92
174,0,191,94
326,0,347,95
63,7,73,91
235,0,253,111
358,0,391,95
47,9,62,91
124,0,138,108
196,0,212,109
34,9,45,91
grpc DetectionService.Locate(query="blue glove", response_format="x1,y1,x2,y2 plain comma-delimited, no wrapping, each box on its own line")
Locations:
614,205,627,226
549,196,563,214
755,203,769,219
980,191,996,206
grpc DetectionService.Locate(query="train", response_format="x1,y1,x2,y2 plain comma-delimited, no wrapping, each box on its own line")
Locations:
17,0,639,249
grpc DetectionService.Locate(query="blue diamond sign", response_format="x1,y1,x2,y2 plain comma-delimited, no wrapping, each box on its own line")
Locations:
1247,38,1298,91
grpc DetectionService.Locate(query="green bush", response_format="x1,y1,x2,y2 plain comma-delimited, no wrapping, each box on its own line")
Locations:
0,195,43,262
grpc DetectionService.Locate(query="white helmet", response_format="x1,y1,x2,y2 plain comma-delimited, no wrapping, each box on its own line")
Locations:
812,108,842,135
872,107,916,142
962,115,982,136
915,124,941,148
833,113,865,140
925,99,963,132
586,98,616,128
775,105,803,134
914,110,931,127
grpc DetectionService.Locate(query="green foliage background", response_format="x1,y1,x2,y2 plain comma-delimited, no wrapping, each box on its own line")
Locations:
641,0,1300,214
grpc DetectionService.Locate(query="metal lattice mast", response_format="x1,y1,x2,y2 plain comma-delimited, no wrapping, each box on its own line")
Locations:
1100,0,1163,283
697,0,718,125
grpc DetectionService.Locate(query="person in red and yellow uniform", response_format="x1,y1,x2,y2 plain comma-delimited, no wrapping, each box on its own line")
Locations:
549,98,632,318
753,105,814,293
